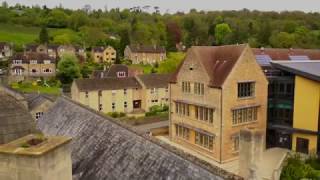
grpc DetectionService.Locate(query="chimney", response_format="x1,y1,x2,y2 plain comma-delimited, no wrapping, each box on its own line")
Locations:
239,128,264,180
260,47,265,54
0,134,72,180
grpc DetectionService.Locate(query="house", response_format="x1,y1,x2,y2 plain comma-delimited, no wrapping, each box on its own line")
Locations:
91,46,116,63
38,96,241,180
71,77,143,113
91,64,143,79
9,52,56,80
264,61,320,154
124,45,166,64
0,42,12,60
136,73,171,111
57,45,86,59
169,44,268,163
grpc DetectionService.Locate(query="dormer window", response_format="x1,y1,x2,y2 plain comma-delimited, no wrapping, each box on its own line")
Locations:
13,60,22,64
43,60,51,64
117,71,126,78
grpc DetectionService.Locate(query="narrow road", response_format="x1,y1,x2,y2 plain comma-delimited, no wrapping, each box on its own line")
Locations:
134,120,169,133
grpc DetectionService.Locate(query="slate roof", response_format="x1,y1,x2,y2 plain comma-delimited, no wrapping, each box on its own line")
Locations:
253,48,320,60
38,97,242,180
25,44,38,52
271,61,320,82
137,73,172,88
128,45,166,53
11,52,55,63
171,44,247,88
92,46,105,53
106,64,128,78
74,77,141,91
24,93,56,111
0,92,37,144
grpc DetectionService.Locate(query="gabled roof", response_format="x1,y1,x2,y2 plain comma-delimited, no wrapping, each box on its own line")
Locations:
24,93,56,111
253,48,320,60
38,97,241,180
271,61,320,82
137,73,172,88
0,92,37,144
10,52,55,63
106,64,128,78
25,44,38,52
171,44,247,88
74,77,141,91
128,45,166,53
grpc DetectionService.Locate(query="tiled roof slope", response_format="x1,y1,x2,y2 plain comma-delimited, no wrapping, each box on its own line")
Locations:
252,48,320,60
171,44,247,88
74,77,141,91
38,97,242,180
106,64,128,78
137,73,172,88
0,92,37,144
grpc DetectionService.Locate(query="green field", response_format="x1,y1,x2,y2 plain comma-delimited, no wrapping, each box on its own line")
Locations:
129,52,185,74
11,81,61,95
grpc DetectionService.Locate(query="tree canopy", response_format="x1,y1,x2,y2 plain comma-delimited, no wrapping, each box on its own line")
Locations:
57,53,81,84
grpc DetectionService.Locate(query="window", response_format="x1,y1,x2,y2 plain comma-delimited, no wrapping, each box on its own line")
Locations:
112,103,115,112
117,71,126,78
165,87,169,92
43,68,51,73
99,104,103,111
124,101,127,108
175,102,190,116
194,82,204,95
238,82,255,98
232,135,240,152
232,106,258,125
43,60,51,64
124,89,127,95
13,60,22,64
175,124,190,140
112,90,116,96
31,69,37,73
182,81,191,93
85,91,89,98
195,106,214,123
195,132,214,150
30,60,37,64
35,112,43,120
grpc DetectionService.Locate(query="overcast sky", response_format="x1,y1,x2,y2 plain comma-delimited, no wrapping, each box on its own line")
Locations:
5,0,320,13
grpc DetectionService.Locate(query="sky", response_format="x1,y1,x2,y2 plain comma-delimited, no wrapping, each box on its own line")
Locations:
5,0,320,13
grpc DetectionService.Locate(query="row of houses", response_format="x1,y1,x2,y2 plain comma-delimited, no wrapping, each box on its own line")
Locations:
71,64,171,113
1,42,168,65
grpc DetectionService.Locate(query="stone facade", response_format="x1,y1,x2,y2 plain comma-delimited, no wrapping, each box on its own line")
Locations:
0,134,72,180
0,42,12,60
169,45,268,163
124,45,166,64
92,46,116,63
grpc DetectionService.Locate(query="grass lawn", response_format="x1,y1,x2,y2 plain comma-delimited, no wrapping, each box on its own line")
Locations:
11,82,61,95
128,52,185,74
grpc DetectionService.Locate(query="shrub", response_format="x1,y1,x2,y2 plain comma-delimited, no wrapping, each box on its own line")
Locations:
306,155,320,170
108,112,126,118
281,154,318,179
145,111,157,117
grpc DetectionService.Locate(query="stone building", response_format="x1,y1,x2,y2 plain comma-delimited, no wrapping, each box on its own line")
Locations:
136,73,171,111
169,44,268,163
91,64,143,79
124,45,166,64
38,96,242,180
25,93,56,121
9,52,56,81
0,42,12,60
91,46,116,63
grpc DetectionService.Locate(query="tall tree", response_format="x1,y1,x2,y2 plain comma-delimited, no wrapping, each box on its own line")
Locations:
39,26,49,44
57,53,81,84
214,23,232,45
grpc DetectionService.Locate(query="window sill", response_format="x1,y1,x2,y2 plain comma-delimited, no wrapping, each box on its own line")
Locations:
232,120,257,127
237,96,255,100
174,114,214,126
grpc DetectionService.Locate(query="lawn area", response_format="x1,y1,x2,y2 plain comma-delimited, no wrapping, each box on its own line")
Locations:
11,81,61,95
128,52,185,74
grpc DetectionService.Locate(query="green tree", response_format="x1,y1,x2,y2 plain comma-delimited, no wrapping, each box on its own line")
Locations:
39,26,49,44
119,29,130,57
269,32,295,48
68,10,89,31
47,9,69,28
57,53,81,84
215,23,232,45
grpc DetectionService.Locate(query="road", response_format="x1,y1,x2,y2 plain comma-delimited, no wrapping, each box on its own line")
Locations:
134,120,169,133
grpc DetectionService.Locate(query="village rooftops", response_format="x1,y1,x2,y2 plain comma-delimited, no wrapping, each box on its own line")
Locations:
253,48,320,60
128,44,166,53
74,77,141,91
137,73,172,88
0,134,71,156
271,60,320,82
170,44,247,88
10,52,56,63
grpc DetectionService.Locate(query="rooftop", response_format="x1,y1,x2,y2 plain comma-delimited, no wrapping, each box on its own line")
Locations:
128,45,166,53
74,77,141,91
0,134,71,156
271,61,320,82
137,73,172,88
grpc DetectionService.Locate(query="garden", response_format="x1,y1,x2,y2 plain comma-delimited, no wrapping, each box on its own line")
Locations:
11,78,61,95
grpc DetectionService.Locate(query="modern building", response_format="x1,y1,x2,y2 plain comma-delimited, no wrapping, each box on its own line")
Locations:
169,44,268,163
92,46,116,63
124,45,166,64
265,61,320,154
0,42,12,60
9,52,56,80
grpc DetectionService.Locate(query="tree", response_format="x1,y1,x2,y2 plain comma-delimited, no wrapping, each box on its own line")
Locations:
119,29,130,57
68,10,89,31
57,53,81,84
47,9,69,28
215,23,232,45
39,26,49,44
269,32,295,48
